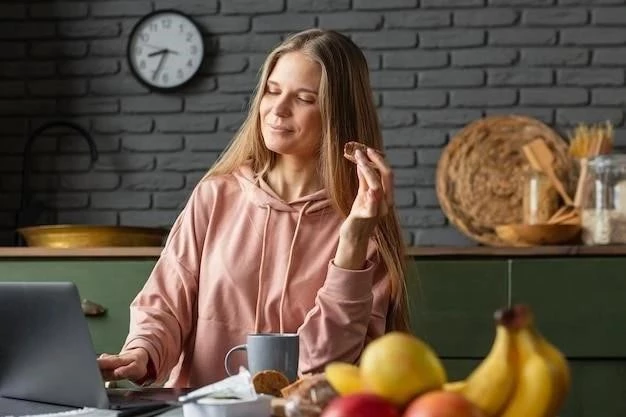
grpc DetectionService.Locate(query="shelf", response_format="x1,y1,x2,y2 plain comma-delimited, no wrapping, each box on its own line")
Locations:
2,245,626,258
0,247,163,258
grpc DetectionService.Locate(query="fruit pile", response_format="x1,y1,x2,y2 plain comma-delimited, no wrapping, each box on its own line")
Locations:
321,304,570,417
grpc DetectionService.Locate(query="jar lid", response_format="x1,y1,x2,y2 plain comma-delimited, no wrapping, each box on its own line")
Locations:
587,154,626,172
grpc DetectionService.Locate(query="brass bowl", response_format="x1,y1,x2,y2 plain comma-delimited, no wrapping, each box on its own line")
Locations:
17,224,168,248
495,223,581,247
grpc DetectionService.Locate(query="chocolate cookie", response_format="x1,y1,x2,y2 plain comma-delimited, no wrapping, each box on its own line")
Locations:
343,141,384,167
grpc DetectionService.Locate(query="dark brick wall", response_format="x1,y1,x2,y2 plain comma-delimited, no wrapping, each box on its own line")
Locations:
1,0,625,247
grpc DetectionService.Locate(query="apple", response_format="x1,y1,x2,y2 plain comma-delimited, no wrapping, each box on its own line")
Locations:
403,391,485,417
321,393,400,417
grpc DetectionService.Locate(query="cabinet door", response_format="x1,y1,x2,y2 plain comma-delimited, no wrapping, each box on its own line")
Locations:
511,258,626,358
408,259,509,358
565,359,626,417
0,259,155,354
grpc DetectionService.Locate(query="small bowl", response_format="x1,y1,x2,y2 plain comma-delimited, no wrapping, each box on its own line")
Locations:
495,223,581,246
182,396,272,417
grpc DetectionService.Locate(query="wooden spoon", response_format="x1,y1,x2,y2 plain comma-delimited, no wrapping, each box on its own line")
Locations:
564,136,604,221
573,158,588,208
523,139,574,206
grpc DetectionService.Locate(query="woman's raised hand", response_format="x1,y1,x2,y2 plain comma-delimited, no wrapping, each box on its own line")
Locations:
339,146,394,246
350,147,393,218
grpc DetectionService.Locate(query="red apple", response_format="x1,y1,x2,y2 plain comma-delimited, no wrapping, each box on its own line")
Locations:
321,393,400,417
403,391,485,417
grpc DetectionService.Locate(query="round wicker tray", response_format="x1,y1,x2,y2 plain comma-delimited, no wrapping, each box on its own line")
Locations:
436,115,572,246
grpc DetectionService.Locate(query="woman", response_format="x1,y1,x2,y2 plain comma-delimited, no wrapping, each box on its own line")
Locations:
98,28,409,387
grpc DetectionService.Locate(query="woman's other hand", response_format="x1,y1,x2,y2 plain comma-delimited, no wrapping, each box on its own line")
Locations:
97,348,149,382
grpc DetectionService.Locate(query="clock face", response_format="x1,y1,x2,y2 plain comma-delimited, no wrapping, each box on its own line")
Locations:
127,10,204,90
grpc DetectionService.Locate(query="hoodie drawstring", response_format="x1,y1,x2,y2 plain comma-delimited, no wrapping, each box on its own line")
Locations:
253,201,312,334
253,205,272,333
279,201,311,333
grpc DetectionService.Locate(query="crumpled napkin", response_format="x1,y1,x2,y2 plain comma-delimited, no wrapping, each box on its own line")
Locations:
178,367,257,403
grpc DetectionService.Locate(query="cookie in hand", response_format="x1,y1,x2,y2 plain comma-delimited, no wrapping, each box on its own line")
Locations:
343,141,384,168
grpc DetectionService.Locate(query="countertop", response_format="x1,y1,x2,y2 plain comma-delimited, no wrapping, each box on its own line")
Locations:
2,245,626,258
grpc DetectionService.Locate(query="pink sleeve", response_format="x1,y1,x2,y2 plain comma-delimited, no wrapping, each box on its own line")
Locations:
121,186,208,383
297,257,390,374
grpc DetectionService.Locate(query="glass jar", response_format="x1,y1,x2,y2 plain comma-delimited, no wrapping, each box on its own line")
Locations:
581,155,626,245
523,170,558,225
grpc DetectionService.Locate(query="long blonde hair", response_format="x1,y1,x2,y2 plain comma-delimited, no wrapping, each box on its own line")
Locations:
205,29,410,332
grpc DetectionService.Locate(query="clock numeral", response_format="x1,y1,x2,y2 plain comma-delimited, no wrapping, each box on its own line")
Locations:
162,73,169,84
149,23,157,32
186,32,193,42
140,32,149,42
177,69,184,79
162,18,172,29
135,46,143,55
190,45,198,55
139,60,147,69
187,59,193,68
179,23,184,33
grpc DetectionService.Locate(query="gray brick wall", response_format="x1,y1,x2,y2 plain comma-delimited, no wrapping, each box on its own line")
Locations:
1,0,626,247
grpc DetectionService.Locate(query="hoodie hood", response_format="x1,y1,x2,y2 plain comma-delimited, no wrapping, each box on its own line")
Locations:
233,164,333,215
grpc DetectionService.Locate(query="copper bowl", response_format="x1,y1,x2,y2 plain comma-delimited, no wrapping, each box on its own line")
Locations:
17,225,168,248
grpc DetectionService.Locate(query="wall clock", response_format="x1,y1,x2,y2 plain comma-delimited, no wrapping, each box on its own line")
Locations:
127,9,204,91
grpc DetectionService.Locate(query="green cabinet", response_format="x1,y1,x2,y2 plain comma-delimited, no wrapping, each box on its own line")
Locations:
0,259,155,354
408,255,626,417
561,360,626,417
511,258,626,358
1,251,625,416
407,260,509,358
510,257,626,417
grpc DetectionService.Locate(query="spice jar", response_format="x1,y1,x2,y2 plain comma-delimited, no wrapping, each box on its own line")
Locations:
523,169,558,224
581,154,626,245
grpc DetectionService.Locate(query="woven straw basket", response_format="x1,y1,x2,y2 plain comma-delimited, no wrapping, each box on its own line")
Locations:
436,115,572,246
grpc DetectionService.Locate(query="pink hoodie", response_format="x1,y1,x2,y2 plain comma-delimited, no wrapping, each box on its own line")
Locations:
122,165,391,387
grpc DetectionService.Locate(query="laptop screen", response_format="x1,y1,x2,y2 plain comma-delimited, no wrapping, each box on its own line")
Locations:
0,282,110,409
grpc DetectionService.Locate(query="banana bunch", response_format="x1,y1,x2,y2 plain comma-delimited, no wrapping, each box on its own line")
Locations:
449,305,570,417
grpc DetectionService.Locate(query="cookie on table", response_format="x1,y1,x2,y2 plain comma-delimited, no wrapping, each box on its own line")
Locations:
252,370,290,397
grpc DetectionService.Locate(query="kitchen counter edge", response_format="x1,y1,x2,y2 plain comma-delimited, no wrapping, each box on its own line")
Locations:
1,245,626,258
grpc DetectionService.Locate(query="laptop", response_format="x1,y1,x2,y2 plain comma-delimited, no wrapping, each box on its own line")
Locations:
0,282,182,416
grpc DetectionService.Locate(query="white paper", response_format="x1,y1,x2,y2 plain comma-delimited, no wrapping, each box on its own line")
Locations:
178,367,256,403
6,408,118,417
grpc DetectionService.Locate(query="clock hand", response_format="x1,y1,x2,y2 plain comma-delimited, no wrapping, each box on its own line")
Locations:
152,53,167,81
148,49,167,57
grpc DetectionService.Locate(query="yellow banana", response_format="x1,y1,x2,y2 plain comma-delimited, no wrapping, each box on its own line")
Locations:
501,309,558,417
460,310,516,417
443,380,467,393
530,322,571,417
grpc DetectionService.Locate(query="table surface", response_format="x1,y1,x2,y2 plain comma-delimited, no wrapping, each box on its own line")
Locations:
0,398,184,417
0,388,188,417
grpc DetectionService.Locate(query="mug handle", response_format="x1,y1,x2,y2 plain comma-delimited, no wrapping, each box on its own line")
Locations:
224,344,247,376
